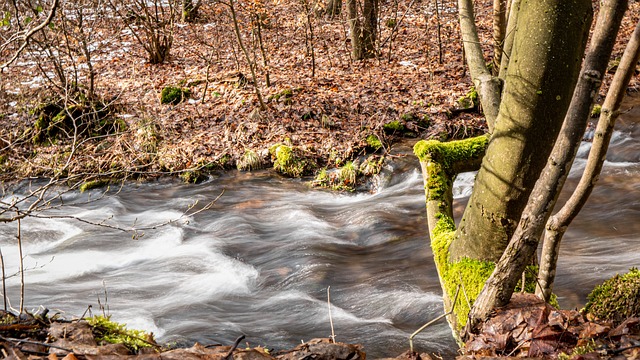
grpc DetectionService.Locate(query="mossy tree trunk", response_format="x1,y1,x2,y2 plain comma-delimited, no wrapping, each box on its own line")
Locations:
416,0,597,340
450,0,592,264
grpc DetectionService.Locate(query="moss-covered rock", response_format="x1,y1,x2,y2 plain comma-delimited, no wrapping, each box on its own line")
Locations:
160,86,190,105
79,179,110,192
383,120,405,134
270,143,315,177
584,268,640,325
30,96,122,144
457,87,479,109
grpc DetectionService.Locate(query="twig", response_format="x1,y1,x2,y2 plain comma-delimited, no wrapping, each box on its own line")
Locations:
225,334,246,359
327,286,336,343
409,284,461,353
0,334,72,352
0,0,60,70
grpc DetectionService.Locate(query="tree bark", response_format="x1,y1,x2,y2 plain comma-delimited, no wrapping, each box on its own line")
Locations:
450,0,592,264
347,0,377,59
498,0,519,81
533,0,628,301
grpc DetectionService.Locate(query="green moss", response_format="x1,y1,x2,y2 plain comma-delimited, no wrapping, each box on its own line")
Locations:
160,86,190,105
366,134,382,151
269,88,298,104
584,268,640,325
385,18,397,28
79,179,110,192
591,104,602,117
87,315,154,352
418,115,431,128
431,215,496,330
383,120,405,134
457,87,479,109
414,135,489,202
30,96,121,144
180,170,207,183
270,143,315,177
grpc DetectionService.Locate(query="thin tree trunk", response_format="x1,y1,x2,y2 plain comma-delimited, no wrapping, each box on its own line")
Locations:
347,0,363,60
326,0,342,18
498,0,519,81
491,0,506,76
228,0,267,110
539,17,640,301
434,0,442,63
457,0,501,131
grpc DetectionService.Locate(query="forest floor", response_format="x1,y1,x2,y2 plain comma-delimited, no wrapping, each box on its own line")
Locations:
1,0,637,188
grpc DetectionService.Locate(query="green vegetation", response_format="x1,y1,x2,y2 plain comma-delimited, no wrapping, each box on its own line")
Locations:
385,18,397,28
30,96,123,144
270,143,314,177
457,87,479,109
431,215,495,330
414,135,496,330
79,179,110,192
160,86,190,105
366,134,382,151
558,340,597,360
383,120,405,134
584,268,640,325
87,315,155,352
269,88,295,104
591,104,602,117
359,155,384,177
338,161,357,188
414,135,489,202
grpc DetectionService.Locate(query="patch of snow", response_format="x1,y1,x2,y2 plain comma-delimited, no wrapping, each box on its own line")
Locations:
399,60,416,68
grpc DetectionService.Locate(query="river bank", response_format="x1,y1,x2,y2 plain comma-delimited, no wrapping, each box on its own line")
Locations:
1,2,637,188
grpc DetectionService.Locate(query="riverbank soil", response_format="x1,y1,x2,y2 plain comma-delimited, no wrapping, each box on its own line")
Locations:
1,1,637,184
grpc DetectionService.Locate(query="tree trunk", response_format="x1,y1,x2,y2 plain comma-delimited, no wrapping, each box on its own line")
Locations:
326,0,342,18
347,0,377,60
457,0,502,131
182,0,200,22
539,15,640,301
491,0,506,76
450,0,592,265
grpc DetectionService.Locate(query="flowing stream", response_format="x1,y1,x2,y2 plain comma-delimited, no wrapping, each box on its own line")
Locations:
1,98,638,358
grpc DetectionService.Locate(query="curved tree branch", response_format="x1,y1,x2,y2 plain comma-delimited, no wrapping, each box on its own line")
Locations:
0,0,59,70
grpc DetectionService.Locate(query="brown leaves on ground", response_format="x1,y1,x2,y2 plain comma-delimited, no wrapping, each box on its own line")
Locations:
463,294,640,359
2,318,367,360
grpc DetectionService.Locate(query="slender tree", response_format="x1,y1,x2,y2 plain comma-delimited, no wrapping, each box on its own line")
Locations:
414,0,637,339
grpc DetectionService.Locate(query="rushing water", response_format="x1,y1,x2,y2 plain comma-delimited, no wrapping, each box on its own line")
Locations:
0,98,638,358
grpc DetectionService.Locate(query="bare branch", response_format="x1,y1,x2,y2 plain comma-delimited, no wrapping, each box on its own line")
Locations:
0,0,59,70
